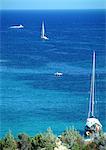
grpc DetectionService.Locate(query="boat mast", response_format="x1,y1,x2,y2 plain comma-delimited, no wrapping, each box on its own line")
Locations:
92,51,95,117
88,52,95,118
88,76,93,118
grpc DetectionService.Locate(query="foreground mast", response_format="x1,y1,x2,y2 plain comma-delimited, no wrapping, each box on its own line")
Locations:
85,52,102,137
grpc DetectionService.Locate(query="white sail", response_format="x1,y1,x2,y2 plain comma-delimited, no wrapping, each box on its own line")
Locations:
41,21,48,40
41,21,45,38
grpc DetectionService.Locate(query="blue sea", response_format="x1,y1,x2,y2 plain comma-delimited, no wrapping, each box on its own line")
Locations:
0,10,106,137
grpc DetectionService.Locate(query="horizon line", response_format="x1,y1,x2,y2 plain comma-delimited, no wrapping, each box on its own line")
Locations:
0,8,106,11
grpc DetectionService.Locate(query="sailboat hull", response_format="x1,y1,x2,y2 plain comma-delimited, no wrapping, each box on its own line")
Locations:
85,117,102,136
41,36,48,40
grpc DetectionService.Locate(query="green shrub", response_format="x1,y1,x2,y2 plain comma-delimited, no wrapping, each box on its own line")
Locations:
32,128,56,150
41,128,57,150
93,133,106,149
17,133,32,150
83,142,97,150
83,132,106,150
0,128,105,150
61,128,84,150
31,134,44,150
1,131,17,150
0,139,3,150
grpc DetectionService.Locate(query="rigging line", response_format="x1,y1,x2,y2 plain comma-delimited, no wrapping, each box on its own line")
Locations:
92,51,95,117
88,74,93,118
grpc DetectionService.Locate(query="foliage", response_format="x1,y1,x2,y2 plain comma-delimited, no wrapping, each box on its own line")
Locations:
83,132,106,150
61,127,84,150
41,128,57,150
31,128,56,150
83,141,97,150
31,134,44,149
0,128,106,150
17,133,32,150
1,131,17,150
92,133,106,150
0,139,3,150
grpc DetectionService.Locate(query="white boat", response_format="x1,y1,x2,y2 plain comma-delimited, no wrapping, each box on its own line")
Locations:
85,51,102,136
10,24,24,29
54,72,63,76
41,21,48,40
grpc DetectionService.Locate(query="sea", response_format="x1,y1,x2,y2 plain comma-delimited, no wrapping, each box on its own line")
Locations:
0,10,106,137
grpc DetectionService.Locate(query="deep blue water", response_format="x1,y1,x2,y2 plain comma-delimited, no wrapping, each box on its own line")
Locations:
0,10,106,137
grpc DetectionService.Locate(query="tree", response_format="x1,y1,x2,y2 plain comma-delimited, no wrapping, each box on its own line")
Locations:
92,133,106,150
41,128,57,150
61,128,84,150
18,133,32,150
0,139,3,150
32,128,57,150
31,134,44,150
1,131,17,150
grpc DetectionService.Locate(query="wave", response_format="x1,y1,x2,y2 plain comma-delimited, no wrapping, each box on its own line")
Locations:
0,59,8,63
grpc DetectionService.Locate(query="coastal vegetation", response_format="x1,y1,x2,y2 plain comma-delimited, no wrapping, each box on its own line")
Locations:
0,128,106,150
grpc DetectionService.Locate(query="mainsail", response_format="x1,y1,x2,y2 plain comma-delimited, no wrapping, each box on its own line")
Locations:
41,21,45,38
41,21,48,40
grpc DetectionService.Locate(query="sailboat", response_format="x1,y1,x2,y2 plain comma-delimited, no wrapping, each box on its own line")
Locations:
41,21,48,40
85,51,102,136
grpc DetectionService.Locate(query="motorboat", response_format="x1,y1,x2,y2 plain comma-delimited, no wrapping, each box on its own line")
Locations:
54,72,63,76
10,24,24,29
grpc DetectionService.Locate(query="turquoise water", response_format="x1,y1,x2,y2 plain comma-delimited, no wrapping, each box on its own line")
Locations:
0,10,106,137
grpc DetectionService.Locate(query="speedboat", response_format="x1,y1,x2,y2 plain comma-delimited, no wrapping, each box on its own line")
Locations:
54,72,63,76
10,24,24,29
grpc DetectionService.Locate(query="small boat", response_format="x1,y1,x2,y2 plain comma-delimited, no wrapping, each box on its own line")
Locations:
54,72,63,76
41,21,48,40
85,51,102,137
9,24,24,29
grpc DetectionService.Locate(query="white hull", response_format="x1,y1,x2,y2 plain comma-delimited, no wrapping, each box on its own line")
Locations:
10,24,24,29
86,118,102,128
41,35,49,40
54,72,63,76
